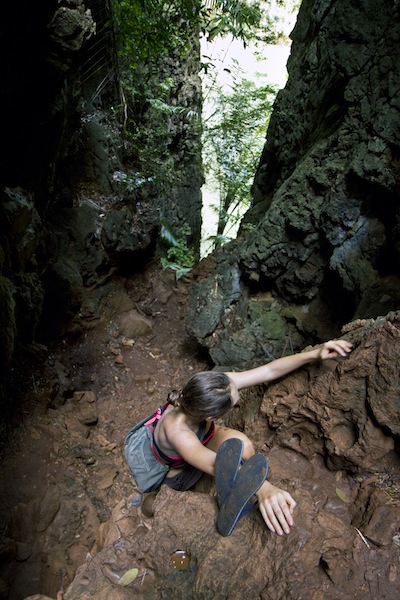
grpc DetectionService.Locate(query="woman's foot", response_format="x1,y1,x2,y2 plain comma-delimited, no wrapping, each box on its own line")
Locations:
217,453,269,536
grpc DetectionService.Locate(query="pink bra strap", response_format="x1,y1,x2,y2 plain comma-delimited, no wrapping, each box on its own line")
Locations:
143,402,169,428
144,407,162,427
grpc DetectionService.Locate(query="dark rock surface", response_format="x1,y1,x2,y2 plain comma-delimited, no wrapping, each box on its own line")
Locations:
1,0,203,385
189,0,400,368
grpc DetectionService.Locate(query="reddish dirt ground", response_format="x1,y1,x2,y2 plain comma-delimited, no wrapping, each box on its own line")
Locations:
0,262,208,599
1,262,400,600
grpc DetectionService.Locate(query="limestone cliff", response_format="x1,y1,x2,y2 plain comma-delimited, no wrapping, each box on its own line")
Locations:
190,0,400,367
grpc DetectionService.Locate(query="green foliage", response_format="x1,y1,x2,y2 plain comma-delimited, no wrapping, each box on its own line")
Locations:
112,0,270,64
206,233,232,247
201,0,264,43
241,222,256,233
160,221,196,279
203,75,277,241
112,170,154,192
109,0,299,252
118,71,201,195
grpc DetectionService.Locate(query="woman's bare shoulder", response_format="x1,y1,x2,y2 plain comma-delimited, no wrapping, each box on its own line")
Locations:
160,409,193,436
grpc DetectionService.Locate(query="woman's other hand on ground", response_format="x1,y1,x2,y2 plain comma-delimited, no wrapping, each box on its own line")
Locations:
256,481,297,535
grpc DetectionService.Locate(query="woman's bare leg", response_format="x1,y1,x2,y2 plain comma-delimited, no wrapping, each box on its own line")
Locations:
168,424,255,477
205,424,255,460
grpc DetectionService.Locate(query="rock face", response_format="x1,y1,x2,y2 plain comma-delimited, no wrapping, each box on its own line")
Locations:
189,0,400,368
1,1,96,188
257,314,400,472
246,0,400,317
60,314,400,600
0,0,202,400
0,0,95,368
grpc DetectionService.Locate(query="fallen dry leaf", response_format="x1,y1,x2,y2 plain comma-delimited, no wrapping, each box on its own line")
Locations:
118,567,139,586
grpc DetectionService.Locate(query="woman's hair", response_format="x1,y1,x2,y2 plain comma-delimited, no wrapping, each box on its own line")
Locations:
167,371,232,421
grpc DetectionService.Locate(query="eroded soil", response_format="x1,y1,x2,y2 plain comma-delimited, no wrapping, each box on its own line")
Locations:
0,262,209,599
1,262,400,600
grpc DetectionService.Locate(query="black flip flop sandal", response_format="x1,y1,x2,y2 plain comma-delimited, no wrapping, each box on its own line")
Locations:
215,438,244,508
217,453,269,536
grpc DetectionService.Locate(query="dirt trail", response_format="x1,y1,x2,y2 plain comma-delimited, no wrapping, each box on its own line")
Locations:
0,262,207,600
2,262,400,600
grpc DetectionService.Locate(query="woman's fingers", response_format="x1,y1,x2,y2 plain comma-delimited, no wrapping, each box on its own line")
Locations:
333,340,353,355
285,492,297,514
259,502,282,534
259,492,297,535
321,339,353,360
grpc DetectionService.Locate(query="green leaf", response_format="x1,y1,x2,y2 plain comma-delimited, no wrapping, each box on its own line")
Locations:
335,487,349,503
118,567,139,586
160,219,179,247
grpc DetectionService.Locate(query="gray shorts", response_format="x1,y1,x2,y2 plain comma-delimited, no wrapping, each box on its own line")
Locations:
125,421,169,493
164,465,204,491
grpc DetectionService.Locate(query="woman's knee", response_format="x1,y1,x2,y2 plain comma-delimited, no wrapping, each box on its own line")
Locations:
239,434,255,459
207,426,254,457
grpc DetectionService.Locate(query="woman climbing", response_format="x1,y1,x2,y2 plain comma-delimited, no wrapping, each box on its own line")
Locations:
125,339,352,536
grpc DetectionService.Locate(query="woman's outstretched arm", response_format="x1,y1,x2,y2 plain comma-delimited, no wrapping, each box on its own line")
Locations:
226,339,352,390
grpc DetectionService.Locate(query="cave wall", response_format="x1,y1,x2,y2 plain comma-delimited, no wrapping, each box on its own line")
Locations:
189,0,400,367
0,0,97,370
0,1,95,190
0,0,203,430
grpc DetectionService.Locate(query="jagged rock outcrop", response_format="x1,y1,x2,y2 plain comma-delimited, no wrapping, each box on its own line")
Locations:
189,0,400,367
254,314,400,472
